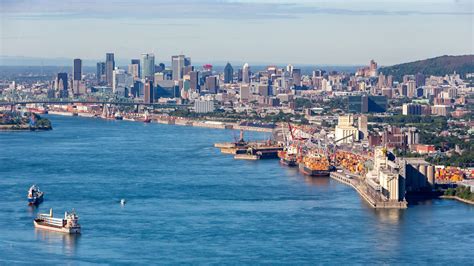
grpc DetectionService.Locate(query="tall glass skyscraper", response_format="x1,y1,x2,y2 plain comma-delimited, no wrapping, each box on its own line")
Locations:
224,62,233,84
73,58,82,81
141,53,155,79
106,53,115,86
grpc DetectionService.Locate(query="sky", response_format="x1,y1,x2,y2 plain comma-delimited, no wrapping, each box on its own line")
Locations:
0,0,473,66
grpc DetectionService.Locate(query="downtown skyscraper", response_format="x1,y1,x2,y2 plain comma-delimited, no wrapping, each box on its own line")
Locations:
106,53,115,86
73,58,82,81
140,53,155,80
224,62,233,84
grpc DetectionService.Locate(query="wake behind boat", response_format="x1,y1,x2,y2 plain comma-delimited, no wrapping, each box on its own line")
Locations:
27,185,44,206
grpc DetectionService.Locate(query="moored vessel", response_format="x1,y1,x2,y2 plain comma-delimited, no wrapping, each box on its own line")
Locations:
27,185,44,206
34,209,81,234
299,152,330,177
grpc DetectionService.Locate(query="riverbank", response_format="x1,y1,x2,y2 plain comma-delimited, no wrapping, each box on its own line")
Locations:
47,110,275,133
440,195,474,205
330,172,408,209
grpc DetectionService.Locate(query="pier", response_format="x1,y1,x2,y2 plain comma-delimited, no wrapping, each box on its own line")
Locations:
330,172,407,209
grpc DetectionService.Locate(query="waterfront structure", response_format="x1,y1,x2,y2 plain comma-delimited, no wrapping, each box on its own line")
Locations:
73,58,82,81
242,63,250,84
172,55,185,81
141,53,155,79
335,115,359,143
224,62,233,84
106,53,115,86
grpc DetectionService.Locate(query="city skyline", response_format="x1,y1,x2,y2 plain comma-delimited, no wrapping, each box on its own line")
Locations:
1,0,473,66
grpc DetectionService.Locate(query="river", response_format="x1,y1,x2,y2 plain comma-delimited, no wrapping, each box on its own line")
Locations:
0,115,473,264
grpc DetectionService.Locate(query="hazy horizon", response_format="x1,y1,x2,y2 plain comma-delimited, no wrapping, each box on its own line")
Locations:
1,0,473,66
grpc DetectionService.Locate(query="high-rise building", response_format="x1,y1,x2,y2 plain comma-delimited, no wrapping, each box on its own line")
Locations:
171,55,185,81
113,69,133,96
407,80,416,98
56,72,68,98
96,62,106,83
224,62,233,84
292,68,301,87
242,63,250,84
348,95,387,113
131,59,140,77
189,71,199,91
205,76,218,93
144,80,154,104
106,53,115,86
141,53,155,79
73,58,82,81
128,63,140,80
415,73,425,87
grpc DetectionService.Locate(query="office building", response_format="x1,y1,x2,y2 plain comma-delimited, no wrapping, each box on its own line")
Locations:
96,62,106,83
242,63,250,84
358,115,368,140
131,59,140,77
348,95,387,113
113,69,133,96
144,80,154,104
106,53,115,86
172,55,185,81
189,71,199,91
141,53,155,79
56,72,68,98
194,100,215,113
224,62,233,84
205,76,218,93
73,58,82,81
240,84,250,101
402,103,422,115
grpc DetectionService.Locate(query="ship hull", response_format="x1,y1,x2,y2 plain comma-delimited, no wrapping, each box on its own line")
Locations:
298,163,329,177
34,220,81,234
280,158,297,167
28,192,44,206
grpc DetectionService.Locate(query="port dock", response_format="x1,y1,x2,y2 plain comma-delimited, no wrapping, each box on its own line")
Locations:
330,172,407,209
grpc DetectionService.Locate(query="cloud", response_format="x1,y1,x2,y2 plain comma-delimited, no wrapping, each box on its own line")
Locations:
1,0,472,20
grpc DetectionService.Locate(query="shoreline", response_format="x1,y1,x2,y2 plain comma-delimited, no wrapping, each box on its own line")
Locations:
439,195,474,206
46,111,275,133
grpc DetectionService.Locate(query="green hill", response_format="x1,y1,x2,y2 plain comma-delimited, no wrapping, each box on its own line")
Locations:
379,55,474,82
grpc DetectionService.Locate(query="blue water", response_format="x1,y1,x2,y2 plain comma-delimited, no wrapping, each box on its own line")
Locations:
1,115,473,264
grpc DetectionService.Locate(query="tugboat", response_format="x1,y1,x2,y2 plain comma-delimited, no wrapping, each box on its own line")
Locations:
27,185,44,206
34,208,81,234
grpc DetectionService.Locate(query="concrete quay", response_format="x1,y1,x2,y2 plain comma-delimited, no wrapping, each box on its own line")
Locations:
330,172,407,209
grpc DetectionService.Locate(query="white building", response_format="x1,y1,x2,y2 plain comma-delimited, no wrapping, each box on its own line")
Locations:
113,69,133,96
335,115,360,143
194,100,215,113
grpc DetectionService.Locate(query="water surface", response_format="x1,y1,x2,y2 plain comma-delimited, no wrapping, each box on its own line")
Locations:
1,115,473,264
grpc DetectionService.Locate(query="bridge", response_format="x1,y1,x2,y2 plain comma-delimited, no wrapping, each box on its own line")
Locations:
0,100,190,108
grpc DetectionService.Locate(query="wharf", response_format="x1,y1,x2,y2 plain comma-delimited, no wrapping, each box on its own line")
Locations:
330,172,407,209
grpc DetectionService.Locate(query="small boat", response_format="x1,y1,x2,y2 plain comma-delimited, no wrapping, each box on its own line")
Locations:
34,208,81,234
27,185,44,206
120,199,126,205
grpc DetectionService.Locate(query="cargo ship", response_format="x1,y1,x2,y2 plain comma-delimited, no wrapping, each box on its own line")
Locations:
299,152,330,177
27,185,44,206
34,209,81,234
278,144,299,167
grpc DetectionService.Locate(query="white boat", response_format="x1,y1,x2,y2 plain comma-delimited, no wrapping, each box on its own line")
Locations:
34,208,81,234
